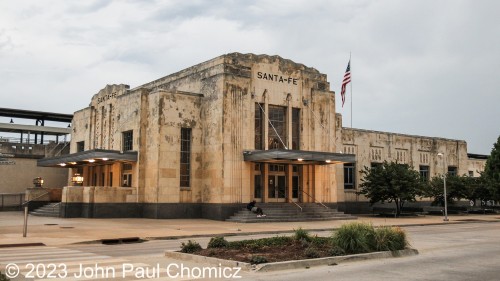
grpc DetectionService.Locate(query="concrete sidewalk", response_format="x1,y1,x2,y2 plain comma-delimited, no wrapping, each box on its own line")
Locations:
1,211,499,246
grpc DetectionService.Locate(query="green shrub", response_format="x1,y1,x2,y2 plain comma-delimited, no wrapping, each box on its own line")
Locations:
294,227,311,242
0,271,10,281
207,236,229,248
332,222,376,254
374,226,408,251
180,240,202,253
304,247,320,259
250,255,268,264
228,236,292,249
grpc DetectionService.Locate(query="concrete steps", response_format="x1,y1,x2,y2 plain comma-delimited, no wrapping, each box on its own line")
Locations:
30,202,60,217
227,203,356,223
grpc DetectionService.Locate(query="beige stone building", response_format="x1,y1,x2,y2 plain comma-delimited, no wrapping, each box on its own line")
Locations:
38,53,486,219
337,123,487,212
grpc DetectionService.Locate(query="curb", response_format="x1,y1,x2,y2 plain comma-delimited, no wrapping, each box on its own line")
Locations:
255,248,419,272
164,248,419,272
0,242,46,248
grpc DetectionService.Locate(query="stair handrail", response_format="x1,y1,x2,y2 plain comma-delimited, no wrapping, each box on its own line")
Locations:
50,202,61,211
275,189,302,212
22,191,50,206
301,190,329,209
21,190,50,237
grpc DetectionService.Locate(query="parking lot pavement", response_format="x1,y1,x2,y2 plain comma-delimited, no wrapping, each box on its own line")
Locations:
1,211,499,246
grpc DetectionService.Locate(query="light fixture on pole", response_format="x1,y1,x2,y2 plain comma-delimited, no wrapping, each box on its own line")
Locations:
32,177,44,188
437,153,449,221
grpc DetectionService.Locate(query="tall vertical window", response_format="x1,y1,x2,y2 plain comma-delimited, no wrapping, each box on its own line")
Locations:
292,108,300,150
344,163,355,189
180,128,192,188
419,165,429,182
122,130,133,151
76,141,85,152
268,105,287,149
255,104,262,150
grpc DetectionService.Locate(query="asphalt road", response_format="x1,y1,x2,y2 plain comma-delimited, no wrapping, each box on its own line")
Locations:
3,221,499,280
242,222,500,281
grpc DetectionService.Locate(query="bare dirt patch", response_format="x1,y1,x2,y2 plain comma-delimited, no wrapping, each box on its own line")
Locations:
195,238,336,263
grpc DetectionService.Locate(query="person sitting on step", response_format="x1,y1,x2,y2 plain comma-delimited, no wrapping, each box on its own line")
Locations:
246,200,266,217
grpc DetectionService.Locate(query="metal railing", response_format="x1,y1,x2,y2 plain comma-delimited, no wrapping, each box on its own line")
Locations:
22,190,50,237
22,191,50,207
0,193,25,210
274,189,303,212
301,190,329,209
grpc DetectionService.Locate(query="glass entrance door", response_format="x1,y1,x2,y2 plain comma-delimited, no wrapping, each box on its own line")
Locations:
268,175,286,202
292,175,299,202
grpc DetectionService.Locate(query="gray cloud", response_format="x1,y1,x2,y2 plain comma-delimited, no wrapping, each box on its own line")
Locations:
0,0,498,154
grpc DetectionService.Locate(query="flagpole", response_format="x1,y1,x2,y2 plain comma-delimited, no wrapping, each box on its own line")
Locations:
349,52,352,128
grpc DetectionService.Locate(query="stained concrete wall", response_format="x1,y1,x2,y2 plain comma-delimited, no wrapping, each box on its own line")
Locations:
467,158,487,177
337,127,485,204
0,158,68,194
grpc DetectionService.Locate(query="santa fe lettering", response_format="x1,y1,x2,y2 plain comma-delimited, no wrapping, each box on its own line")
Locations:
97,92,117,104
257,72,298,85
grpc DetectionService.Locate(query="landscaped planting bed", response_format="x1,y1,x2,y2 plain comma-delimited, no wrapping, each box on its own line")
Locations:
178,222,410,265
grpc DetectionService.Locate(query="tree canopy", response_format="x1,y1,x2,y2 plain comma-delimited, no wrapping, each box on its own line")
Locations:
483,135,500,200
484,136,500,181
358,161,424,217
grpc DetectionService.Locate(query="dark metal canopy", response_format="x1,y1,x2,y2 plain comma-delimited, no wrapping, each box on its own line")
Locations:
467,153,488,160
0,107,73,123
243,149,355,165
0,123,71,135
37,149,137,167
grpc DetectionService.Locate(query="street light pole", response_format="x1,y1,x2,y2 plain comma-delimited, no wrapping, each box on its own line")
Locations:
438,153,449,221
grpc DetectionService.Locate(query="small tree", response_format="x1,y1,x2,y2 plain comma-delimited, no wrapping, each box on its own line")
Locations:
469,176,496,206
484,136,500,181
483,135,500,201
425,174,472,206
358,161,424,217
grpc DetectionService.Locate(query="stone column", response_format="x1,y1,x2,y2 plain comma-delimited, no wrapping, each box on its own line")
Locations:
286,164,293,202
263,163,269,203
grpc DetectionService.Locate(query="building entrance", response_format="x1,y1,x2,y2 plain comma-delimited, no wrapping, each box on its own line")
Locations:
253,163,301,203
268,174,286,202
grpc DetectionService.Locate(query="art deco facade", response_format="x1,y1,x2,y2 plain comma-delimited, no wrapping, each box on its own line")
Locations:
38,53,486,219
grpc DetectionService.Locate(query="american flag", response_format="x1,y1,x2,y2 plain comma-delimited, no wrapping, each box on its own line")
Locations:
341,60,351,107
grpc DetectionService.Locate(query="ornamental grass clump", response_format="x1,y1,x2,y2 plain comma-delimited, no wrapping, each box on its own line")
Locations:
333,222,409,254
374,226,408,251
332,222,376,254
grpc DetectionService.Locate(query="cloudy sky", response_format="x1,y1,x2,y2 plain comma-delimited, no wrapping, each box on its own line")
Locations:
1,0,498,154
